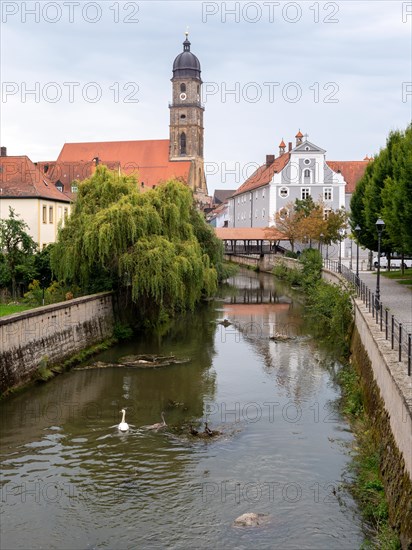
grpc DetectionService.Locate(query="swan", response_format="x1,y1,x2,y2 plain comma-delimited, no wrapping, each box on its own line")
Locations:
144,412,167,431
118,408,129,432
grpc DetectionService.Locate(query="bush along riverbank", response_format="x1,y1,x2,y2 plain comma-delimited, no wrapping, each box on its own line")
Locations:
272,250,403,548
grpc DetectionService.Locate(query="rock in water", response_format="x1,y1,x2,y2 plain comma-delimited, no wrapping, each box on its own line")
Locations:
233,512,265,527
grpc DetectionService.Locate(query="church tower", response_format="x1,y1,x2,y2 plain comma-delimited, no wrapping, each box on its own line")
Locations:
169,33,207,194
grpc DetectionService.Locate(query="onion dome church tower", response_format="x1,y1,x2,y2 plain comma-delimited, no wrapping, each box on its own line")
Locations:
169,33,207,195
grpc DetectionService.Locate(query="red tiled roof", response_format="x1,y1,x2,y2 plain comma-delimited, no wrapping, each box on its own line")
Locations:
0,156,71,202
49,140,192,192
215,227,287,241
279,139,286,147
326,160,369,193
296,130,303,138
233,153,290,196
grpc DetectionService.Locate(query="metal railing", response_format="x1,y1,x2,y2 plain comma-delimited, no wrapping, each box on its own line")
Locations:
323,259,411,376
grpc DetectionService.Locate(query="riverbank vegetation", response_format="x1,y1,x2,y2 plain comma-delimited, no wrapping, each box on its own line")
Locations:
272,253,402,547
51,167,223,326
273,249,352,356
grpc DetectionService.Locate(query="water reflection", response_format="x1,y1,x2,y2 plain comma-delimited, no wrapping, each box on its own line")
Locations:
0,268,363,549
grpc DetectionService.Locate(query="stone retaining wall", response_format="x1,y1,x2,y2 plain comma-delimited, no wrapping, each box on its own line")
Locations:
322,268,412,483
0,292,114,394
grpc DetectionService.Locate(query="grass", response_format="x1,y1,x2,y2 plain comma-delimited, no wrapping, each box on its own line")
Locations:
380,271,412,287
0,303,34,317
380,270,412,280
338,361,401,549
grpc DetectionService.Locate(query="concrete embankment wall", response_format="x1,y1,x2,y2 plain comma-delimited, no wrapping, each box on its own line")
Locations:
322,269,412,482
323,268,412,546
0,292,114,394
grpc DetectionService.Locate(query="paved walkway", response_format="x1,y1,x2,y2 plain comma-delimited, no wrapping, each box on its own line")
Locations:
357,271,412,331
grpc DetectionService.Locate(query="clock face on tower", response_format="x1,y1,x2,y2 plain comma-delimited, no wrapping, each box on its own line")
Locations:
180,93,187,101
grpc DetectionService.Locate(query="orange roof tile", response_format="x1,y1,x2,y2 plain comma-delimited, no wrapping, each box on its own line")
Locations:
326,160,369,193
296,130,303,138
233,153,290,196
215,227,287,241
0,156,71,202
279,139,286,147
50,140,192,192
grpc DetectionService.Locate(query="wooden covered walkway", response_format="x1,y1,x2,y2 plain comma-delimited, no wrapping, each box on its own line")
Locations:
214,227,288,255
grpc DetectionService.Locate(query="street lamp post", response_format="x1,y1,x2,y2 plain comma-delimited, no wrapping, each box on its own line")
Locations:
41,276,46,306
355,224,361,285
338,229,345,274
375,218,385,311
319,233,324,259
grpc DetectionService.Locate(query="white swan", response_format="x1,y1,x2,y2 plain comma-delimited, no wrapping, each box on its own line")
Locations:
144,412,166,431
118,408,129,432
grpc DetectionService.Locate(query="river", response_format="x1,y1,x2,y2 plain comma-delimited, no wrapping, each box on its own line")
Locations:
0,269,364,549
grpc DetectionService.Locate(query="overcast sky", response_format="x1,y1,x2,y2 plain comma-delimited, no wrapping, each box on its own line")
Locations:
1,1,411,194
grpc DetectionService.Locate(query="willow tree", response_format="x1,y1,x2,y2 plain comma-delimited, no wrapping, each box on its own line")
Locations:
51,166,220,322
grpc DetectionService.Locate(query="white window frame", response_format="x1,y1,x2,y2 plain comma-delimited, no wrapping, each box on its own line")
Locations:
301,188,310,200
279,187,289,198
324,187,333,201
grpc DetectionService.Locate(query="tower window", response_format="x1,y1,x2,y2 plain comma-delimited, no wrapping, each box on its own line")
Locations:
180,114,186,119
180,132,186,155
180,83,186,92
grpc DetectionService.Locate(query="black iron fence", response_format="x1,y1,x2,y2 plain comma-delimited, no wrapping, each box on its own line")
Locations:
323,259,411,376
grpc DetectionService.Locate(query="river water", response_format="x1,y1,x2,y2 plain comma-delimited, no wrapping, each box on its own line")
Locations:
0,269,364,549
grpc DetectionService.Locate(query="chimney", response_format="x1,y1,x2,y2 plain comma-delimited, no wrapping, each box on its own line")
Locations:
288,142,293,152
0,146,7,157
266,154,275,167
91,156,99,174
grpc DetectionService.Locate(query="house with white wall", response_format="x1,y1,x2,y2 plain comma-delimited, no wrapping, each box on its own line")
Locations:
0,150,71,248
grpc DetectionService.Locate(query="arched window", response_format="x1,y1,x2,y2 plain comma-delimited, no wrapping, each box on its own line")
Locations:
180,132,186,155
180,83,186,92
304,169,310,178
180,114,186,119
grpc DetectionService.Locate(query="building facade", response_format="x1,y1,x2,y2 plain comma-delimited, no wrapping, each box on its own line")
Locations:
0,152,71,248
229,132,368,231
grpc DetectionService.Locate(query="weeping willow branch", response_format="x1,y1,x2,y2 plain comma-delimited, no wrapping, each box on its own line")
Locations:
51,166,221,320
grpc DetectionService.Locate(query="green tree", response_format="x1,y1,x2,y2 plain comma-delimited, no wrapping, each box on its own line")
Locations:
351,124,412,265
0,208,38,298
382,125,412,257
51,166,220,324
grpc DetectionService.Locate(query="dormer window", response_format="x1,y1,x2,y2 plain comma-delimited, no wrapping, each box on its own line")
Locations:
304,169,310,178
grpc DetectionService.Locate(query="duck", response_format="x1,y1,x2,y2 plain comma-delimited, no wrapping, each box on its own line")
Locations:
204,422,213,436
189,425,199,436
144,412,167,431
118,409,129,432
